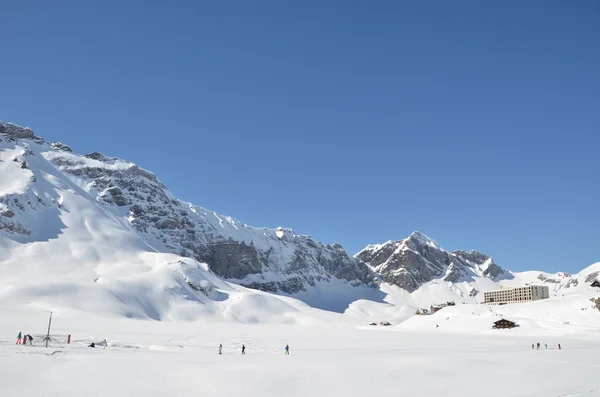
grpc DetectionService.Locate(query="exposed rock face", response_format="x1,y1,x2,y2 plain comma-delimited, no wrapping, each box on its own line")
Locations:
591,297,600,312
0,121,37,140
0,121,376,295
1,210,15,218
453,250,504,279
52,156,376,293
0,209,31,235
356,232,504,292
585,272,599,283
50,142,72,152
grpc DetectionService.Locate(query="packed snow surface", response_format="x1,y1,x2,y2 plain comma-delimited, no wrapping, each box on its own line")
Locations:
2,298,600,397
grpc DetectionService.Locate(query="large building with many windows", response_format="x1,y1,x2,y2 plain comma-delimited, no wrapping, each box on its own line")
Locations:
484,285,549,305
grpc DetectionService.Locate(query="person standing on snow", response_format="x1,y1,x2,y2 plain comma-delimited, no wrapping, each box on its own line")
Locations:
241,345,246,355
545,344,547,349
531,344,534,350
218,344,223,355
285,345,289,355
16,331,22,345
27,334,33,346
558,343,561,350
536,342,540,350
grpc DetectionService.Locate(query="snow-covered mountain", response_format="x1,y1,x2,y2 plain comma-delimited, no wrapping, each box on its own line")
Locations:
1,120,597,323
0,121,376,308
356,232,600,309
356,232,504,295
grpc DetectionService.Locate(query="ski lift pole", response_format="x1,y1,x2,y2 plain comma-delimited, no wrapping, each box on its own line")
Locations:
45,311,53,348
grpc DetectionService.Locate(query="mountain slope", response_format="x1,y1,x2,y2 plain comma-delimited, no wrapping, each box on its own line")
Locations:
0,121,376,314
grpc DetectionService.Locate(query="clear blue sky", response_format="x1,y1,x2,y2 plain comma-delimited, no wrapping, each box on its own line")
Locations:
1,0,598,273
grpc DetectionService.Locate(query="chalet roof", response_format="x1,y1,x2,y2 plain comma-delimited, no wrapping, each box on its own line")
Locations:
493,319,516,325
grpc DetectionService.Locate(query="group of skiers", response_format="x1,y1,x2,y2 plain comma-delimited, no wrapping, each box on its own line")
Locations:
532,342,561,350
16,331,110,348
218,343,290,355
16,331,33,345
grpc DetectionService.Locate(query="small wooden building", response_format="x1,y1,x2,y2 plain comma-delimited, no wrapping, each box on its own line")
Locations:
430,305,442,314
591,280,600,288
493,319,517,329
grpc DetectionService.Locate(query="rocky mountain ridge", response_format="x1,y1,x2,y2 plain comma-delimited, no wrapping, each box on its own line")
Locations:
356,231,597,298
356,232,505,295
0,121,376,297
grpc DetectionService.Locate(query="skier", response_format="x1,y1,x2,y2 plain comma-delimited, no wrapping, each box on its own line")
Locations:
218,344,223,355
285,345,289,355
558,343,561,350
16,331,22,345
241,344,246,355
531,344,534,350
545,344,547,349
27,334,33,346
536,342,540,350
103,339,107,349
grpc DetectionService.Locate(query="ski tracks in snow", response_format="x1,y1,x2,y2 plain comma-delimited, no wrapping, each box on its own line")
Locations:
558,389,600,397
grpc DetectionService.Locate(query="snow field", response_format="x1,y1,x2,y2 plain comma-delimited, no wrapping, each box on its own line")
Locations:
1,308,599,397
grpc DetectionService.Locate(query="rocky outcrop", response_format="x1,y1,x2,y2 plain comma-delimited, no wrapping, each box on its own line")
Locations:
591,297,600,312
50,142,72,152
0,121,38,140
0,213,31,236
453,250,504,279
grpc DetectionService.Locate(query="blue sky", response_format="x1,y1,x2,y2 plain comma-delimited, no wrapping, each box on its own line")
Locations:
1,1,598,273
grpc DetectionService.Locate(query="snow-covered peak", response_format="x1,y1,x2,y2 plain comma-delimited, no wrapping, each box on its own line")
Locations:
356,240,394,256
577,262,600,279
407,231,441,250
358,232,441,259
357,233,505,293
